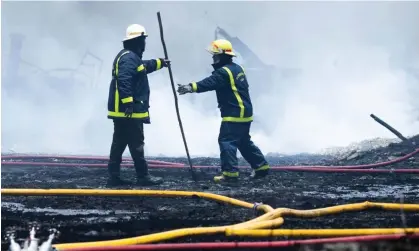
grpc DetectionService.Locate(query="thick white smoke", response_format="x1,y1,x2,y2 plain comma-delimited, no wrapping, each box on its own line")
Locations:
1,1,419,156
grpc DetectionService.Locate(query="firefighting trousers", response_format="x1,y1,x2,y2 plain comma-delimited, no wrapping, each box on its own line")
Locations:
218,122,269,174
107,119,149,178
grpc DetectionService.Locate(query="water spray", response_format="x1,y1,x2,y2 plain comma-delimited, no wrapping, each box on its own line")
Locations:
8,227,59,251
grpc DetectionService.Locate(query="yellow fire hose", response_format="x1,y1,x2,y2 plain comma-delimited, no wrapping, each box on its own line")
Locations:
226,228,419,237
0,188,274,213
2,188,419,250
246,201,419,222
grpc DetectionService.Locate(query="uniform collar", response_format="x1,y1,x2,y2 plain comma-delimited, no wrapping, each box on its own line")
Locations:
212,61,232,70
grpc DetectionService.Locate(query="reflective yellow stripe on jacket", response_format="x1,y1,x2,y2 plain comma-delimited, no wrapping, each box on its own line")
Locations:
156,59,162,70
222,66,253,123
108,51,149,119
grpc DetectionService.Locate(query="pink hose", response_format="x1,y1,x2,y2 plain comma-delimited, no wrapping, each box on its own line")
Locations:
1,148,418,173
293,148,418,169
270,167,418,173
1,161,418,173
60,234,419,251
1,162,183,168
195,148,418,170
0,154,182,166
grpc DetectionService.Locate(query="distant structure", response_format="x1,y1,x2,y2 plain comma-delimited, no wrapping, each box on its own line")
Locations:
3,33,103,101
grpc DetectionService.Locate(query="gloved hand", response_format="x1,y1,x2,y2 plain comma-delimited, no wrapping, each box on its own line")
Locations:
124,103,134,118
177,83,193,95
159,58,171,67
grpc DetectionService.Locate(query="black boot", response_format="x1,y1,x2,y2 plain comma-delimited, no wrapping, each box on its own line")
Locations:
107,161,132,187
136,174,163,186
107,177,133,187
133,158,163,186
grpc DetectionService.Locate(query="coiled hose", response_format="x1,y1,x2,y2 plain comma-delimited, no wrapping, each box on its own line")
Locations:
2,188,419,250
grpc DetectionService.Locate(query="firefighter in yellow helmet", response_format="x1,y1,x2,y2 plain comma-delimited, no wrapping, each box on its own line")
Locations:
106,24,169,187
177,39,270,182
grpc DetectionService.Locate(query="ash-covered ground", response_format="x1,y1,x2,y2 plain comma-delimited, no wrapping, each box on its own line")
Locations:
1,135,419,250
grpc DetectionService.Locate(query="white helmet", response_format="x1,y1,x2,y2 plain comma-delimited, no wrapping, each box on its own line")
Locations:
123,24,148,41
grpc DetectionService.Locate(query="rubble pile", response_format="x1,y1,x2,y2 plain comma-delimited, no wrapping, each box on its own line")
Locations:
319,137,400,158
329,135,418,167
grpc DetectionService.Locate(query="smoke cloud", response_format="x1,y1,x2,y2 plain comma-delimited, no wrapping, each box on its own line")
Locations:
2,1,419,156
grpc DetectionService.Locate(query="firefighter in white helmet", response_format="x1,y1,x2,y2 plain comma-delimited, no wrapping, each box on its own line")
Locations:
177,39,270,183
106,24,169,186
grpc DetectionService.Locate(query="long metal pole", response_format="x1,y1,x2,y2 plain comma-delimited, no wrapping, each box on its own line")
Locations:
370,114,408,141
156,12,197,182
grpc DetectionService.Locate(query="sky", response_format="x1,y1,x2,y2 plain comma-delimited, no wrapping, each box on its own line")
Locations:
1,1,419,156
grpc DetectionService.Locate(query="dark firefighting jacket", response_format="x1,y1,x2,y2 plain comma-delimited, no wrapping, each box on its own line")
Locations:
191,62,253,122
107,49,163,122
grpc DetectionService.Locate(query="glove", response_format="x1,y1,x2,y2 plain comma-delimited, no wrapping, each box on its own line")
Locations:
124,103,134,118
159,58,171,68
177,83,193,95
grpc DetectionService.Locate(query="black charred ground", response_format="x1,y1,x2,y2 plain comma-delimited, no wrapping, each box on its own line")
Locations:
1,135,419,250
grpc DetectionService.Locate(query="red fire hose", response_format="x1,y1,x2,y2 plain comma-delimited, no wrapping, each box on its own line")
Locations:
0,162,185,168
60,234,419,251
1,155,182,166
1,148,418,173
1,161,418,173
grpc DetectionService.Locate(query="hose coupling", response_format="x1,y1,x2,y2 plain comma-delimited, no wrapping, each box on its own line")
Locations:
253,202,263,211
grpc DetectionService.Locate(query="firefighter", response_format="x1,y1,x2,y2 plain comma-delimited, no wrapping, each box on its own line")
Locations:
177,39,270,182
107,24,169,186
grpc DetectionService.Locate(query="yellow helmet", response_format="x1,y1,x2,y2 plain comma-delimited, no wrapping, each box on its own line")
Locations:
206,39,236,57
